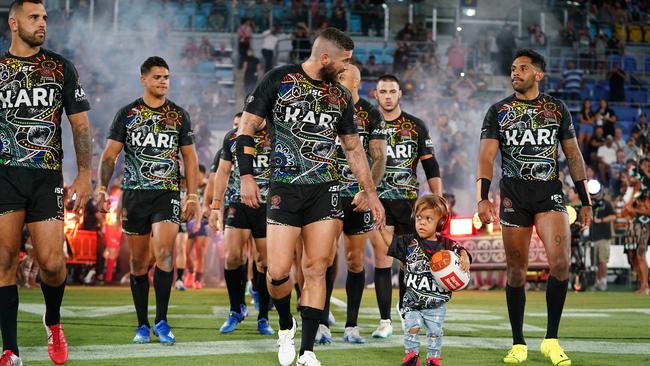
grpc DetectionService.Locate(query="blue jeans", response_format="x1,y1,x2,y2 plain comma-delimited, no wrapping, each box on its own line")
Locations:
403,303,447,358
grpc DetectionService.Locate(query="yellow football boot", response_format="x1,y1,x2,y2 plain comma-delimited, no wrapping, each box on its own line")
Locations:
503,344,528,364
540,339,571,366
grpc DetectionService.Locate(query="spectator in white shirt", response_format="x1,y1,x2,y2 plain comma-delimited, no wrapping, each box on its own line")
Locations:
597,135,617,182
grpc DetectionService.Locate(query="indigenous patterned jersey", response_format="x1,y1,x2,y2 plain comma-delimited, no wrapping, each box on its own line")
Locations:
218,130,238,207
244,64,357,184
481,93,575,181
377,112,435,200
335,97,386,197
0,49,90,170
388,234,469,308
221,124,272,203
108,98,194,191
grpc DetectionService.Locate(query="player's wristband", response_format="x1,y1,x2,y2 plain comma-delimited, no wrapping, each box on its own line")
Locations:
575,179,592,207
476,178,491,202
236,135,255,176
187,193,199,200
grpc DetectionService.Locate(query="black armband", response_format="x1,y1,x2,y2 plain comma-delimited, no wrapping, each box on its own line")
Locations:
476,178,491,202
575,179,592,207
421,157,440,179
235,135,255,176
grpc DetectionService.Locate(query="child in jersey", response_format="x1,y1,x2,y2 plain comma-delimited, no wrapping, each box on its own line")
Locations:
380,195,471,366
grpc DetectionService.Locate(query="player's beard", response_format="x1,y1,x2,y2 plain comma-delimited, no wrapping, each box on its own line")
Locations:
319,63,341,83
18,27,45,48
512,76,534,94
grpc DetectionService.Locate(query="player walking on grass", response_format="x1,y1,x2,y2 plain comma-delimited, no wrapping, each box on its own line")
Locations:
237,28,384,366
314,64,386,345
211,115,274,336
476,49,592,366
0,1,92,364
368,74,443,339
96,56,200,346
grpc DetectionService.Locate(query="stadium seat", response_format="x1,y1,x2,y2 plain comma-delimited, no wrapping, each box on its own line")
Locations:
614,23,627,42
349,14,362,33
623,55,637,72
644,26,650,43
627,89,648,104
200,2,213,15
194,14,208,30
183,2,197,15
198,61,215,74
612,106,638,122
174,14,191,30
628,25,643,43
608,54,621,69
369,48,383,56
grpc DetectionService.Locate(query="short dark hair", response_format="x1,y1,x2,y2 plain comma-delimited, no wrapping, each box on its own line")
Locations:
9,0,43,15
234,112,243,119
198,164,206,174
140,56,169,75
513,48,546,72
377,74,400,84
318,27,354,51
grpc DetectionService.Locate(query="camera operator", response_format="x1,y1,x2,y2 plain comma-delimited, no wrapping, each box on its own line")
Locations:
588,182,617,291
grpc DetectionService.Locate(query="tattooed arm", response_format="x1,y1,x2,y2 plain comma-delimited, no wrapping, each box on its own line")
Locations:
236,112,265,208
96,140,124,211
368,139,387,186
560,138,587,182
340,134,385,227
68,112,93,212
561,137,593,226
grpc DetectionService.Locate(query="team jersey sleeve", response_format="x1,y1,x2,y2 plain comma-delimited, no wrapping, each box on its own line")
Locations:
62,58,91,115
336,95,358,136
107,107,127,143
558,100,576,140
210,148,222,173
368,105,386,140
179,110,195,146
416,120,435,157
387,234,415,263
244,67,283,118
480,105,500,140
221,132,234,162
442,237,473,264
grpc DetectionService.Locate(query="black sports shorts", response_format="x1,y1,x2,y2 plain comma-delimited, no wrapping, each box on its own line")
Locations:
122,190,181,235
499,178,567,228
226,202,267,238
0,166,64,222
341,196,374,235
266,181,343,227
381,199,416,236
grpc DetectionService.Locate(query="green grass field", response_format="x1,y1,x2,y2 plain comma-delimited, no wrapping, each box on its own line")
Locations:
15,286,650,365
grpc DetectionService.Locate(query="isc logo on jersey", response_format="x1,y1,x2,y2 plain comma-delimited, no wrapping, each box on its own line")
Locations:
129,132,178,148
284,106,337,128
504,128,557,146
0,87,57,109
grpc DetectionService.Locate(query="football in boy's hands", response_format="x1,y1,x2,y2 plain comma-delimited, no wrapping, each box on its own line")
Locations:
429,250,470,292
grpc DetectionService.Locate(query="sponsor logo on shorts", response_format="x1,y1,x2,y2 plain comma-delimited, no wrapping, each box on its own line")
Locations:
551,194,563,205
503,197,514,213
270,195,281,210
364,212,371,224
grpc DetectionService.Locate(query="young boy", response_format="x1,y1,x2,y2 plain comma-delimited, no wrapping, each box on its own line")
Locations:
380,195,471,366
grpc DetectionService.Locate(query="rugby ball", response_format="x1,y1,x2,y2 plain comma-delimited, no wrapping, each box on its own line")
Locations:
429,250,470,292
